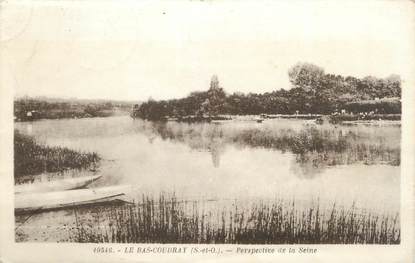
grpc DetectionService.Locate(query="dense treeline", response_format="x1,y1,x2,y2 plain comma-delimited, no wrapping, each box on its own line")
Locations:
344,97,401,114
132,63,401,121
14,97,134,121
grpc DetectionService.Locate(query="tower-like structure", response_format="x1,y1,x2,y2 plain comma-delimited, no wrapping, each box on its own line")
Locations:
210,75,220,90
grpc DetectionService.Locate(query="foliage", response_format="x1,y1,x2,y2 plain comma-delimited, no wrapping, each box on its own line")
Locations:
343,97,401,114
14,130,100,179
202,75,227,116
132,63,401,120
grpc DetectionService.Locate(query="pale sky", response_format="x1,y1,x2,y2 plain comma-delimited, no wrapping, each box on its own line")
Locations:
1,0,414,101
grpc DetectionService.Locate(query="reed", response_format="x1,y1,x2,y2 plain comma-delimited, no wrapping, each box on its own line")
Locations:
14,130,100,179
74,195,400,244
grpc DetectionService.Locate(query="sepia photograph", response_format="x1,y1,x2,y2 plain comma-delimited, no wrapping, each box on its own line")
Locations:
1,0,414,262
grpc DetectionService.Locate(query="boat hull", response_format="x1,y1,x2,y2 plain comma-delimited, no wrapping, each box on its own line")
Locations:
15,175,102,194
15,185,130,214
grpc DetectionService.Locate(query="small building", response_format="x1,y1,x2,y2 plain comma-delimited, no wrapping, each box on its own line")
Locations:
25,110,40,120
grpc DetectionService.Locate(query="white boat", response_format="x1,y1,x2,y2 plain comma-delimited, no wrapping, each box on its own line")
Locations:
15,175,102,194
15,185,131,214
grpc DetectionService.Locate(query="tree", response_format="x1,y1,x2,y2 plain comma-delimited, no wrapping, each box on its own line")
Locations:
288,62,325,92
203,75,226,116
130,63,402,119
287,62,326,113
384,74,401,98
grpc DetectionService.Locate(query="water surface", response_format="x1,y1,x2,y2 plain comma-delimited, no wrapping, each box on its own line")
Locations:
15,116,400,212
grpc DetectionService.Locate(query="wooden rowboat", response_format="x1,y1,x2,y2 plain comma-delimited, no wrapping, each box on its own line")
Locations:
15,175,102,194
15,185,131,214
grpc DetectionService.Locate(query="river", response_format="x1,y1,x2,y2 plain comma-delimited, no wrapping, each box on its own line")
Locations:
14,116,400,242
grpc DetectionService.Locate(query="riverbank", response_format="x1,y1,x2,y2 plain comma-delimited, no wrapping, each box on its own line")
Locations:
328,114,401,123
15,194,400,244
137,113,401,125
31,194,398,244
14,97,133,122
14,108,130,122
14,130,100,181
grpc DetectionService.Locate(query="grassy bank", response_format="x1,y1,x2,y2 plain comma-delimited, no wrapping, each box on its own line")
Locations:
14,130,100,179
74,195,400,244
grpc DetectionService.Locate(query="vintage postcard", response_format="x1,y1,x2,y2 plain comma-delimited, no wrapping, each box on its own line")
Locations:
0,0,414,262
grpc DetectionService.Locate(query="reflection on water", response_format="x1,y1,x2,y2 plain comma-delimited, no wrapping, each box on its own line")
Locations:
134,118,400,171
26,123,32,135
211,145,222,168
14,116,400,212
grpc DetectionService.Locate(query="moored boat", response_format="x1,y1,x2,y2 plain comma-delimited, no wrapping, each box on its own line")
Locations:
15,185,131,214
15,175,102,194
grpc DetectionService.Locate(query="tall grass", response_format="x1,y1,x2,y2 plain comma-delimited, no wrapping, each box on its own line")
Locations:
14,130,100,179
74,195,400,244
